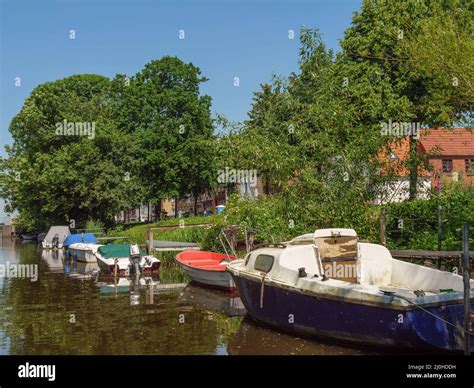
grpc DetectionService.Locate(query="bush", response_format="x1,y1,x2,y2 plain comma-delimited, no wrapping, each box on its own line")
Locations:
386,184,474,250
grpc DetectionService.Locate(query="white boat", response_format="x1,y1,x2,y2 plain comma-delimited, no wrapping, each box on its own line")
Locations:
95,243,161,276
68,243,103,263
227,228,474,352
42,226,70,249
175,250,236,291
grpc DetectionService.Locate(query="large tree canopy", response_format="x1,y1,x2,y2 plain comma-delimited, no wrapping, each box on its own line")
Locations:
115,56,215,207
1,56,217,230
0,75,140,231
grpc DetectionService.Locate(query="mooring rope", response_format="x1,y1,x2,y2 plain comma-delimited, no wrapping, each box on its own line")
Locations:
260,275,266,309
391,293,472,335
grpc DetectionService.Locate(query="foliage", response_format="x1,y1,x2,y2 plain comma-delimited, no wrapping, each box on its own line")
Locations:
386,184,474,250
84,219,105,233
114,56,216,205
400,6,474,126
0,75,139,232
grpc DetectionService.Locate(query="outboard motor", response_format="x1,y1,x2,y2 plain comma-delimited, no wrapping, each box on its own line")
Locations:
129,244,142,274
129,274,141,306
52,234,60,250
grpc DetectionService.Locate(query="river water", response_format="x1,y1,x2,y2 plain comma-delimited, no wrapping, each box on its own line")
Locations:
0,238,390,355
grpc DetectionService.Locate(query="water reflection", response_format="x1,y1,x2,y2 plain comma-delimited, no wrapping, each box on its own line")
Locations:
0,240,241,355
41,249,65,273
0,239,396,355
180,283,246,317
96,274,160,306
228,317,385,355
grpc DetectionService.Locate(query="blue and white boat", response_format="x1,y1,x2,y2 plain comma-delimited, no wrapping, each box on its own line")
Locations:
227,228,474,352
64,233,98,249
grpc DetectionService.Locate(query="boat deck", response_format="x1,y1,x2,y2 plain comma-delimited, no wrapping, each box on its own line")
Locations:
380,285,438,298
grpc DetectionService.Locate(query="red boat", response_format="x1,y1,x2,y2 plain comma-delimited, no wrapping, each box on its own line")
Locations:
175,250,237,291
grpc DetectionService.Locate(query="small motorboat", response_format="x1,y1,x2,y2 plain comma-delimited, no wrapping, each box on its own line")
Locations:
64,233,98,249
95,243,160,276
176,250,236,291
42,226,70,249
68,242,103,263
227,228,474,353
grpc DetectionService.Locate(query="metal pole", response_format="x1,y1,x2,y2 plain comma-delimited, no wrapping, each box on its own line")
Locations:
380,207,387,246
462,224,471,355
437,206,442,269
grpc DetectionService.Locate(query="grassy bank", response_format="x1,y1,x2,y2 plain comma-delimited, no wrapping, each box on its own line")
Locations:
106,215,218,244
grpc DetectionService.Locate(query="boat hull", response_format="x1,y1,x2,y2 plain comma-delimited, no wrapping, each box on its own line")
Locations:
178,263,236,291
68,244,102,263
230,274,474,353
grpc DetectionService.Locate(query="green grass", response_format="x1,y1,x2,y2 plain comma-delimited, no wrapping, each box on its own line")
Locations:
106,215,219,244
106,215,219,260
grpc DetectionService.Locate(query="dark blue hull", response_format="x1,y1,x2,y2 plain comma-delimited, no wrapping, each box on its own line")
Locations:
231,274,473,352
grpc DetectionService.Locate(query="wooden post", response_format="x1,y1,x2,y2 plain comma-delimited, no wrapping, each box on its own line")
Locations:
248,230,254,253
380,207,387,246
147,228,154,255
462,224,471,355
437,206,442,269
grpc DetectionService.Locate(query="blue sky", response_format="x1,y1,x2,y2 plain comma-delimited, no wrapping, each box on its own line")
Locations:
0,0,362,220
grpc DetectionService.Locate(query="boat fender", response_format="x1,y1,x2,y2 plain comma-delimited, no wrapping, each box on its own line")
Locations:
298,267,307,278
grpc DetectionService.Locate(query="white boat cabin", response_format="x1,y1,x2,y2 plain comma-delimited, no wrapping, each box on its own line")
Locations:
239,228,474,299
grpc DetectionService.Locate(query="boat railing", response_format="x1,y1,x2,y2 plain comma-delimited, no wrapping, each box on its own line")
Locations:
253,242,287,249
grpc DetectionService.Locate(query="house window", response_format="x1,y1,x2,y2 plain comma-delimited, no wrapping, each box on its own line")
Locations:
466,159,474,175
442,159,453,173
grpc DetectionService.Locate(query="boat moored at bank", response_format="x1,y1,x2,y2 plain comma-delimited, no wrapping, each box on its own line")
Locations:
42,226,71,249
227,228,474,352
95,243,161,276
68,242,103,263
176,250,236,291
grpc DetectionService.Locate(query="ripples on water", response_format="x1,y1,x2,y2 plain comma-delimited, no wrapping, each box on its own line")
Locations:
0,238,388,355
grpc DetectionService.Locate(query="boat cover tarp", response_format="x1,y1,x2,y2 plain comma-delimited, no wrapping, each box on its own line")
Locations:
98,244,146,259
64,233,98,247
44,226,70,243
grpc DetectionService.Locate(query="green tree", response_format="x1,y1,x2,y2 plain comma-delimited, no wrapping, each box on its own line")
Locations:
400,8,473,125
340,0,472,199
115,57,215,215
0,75,138,231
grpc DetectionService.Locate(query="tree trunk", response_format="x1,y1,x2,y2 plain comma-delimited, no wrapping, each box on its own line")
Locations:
156,200,162,220
408,136,418,200
211,190,217,214
194,194,198,216
174,198,178,218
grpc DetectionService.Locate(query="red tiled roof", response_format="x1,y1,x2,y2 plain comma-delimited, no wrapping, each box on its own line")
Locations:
419,128,474,157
